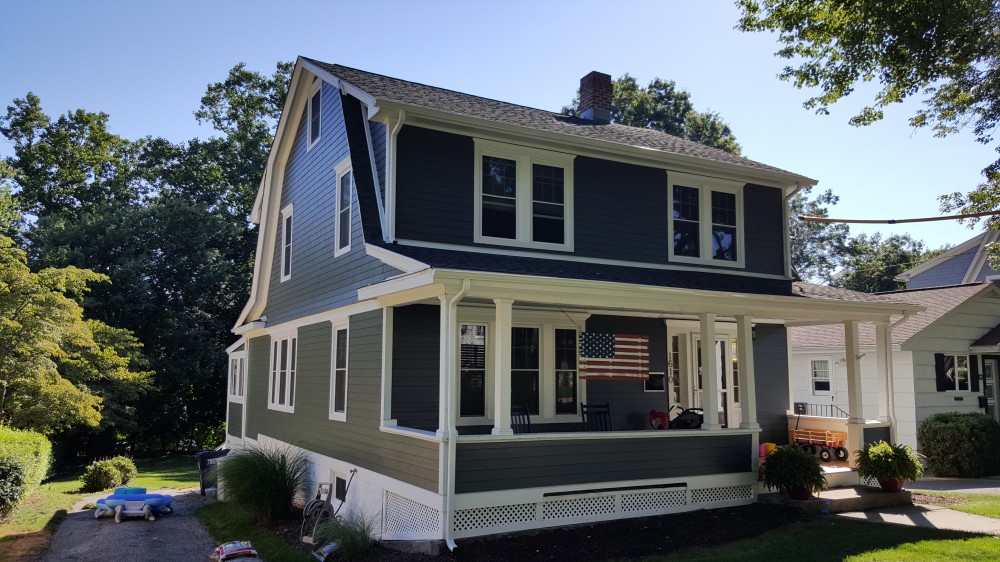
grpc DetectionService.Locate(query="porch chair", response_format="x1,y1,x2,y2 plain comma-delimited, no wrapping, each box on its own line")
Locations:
582,402,613,432
511,404,532,434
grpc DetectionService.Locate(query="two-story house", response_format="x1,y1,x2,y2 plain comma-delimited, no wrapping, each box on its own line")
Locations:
225,57,917,549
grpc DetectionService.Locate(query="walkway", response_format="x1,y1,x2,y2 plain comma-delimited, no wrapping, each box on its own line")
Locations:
40,488,217,561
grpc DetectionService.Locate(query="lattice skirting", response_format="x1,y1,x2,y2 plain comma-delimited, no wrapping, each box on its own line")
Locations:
383,491,441,540
452,483,754,539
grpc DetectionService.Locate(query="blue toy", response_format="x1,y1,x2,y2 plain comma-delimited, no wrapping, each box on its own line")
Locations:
94,487,173,522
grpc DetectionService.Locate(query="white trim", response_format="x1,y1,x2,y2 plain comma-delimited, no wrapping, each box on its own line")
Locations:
307,78,322,151
227,350,247,403
809,356,833,396
362,106,389,242
392,239,786,280
256,300,380,336
456,426,759,444
363,243,429,273
380,307,395,427
329,321,349,421
267,329,298,413
644,371,667,393
335,158,353,257
473,138,576,252
963,231,1000,284
226,338,247,354
380,424,441,442
280,204,293,282
356,270,439,302
667,171,745,268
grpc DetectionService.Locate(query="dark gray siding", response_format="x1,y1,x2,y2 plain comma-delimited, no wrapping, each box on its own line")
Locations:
583,316,670,430
391,304,441,431
264,83,400,324
753,324,790,445
227,402,243,437
743,184,785,276
863,426,891,446
455,434,751,493
244,335,271,440
244,313,440,492
908,252,976,288
370,121,387,206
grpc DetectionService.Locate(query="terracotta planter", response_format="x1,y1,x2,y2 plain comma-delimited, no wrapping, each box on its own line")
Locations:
788,487,813,500
878,478,906,492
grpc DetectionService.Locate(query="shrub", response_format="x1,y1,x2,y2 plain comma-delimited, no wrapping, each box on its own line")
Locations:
0,426,52,487
918,412,1000,477
763,444,827,498
314,510,375,559
0,457,28,521
80,460,119,492
109,456,137,486
855,441,923,483
217,445,309,523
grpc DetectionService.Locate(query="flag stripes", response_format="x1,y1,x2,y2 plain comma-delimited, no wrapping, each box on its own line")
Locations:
578,333,649,380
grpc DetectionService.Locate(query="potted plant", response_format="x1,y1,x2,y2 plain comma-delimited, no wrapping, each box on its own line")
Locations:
762,444,827,500
854,440,923,492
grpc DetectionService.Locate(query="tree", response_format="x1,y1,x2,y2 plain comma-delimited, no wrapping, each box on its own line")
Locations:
788,187,850,283
831,233,937,293
563,74,742,154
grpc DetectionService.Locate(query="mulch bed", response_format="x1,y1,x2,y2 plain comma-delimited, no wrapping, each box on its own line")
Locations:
912,493,964,507
279,503,807,561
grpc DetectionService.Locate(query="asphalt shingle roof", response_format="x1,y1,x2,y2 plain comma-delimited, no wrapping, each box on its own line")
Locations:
972,323,1000,348
305,59,804,179
790,283,990,348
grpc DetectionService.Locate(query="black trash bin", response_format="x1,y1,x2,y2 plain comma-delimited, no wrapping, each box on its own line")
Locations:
195,449,230,496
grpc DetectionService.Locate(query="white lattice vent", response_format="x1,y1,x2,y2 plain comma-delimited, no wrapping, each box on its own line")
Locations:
691,485,753,504
542,495,616,520
621,489,687,512
384,492,440,535
453,503,536,532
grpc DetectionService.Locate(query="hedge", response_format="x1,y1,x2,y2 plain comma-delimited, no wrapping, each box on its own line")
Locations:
917,412,1000,477
0,426,52,519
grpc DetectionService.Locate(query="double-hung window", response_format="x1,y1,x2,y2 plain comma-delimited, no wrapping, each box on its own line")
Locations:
307,80,321,149
667,172,744,267
280,205,293,281
228,352,246,403
269,332,297,412
329,323,349,421
937,353,971,392
474,139,575,251
335,158,352,256
810,358,832,395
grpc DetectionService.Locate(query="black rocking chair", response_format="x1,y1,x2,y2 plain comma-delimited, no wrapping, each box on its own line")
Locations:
582,402,613,432
511,404,532,434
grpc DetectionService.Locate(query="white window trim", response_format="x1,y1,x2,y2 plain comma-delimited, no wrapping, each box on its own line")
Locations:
810,356,833,397
280,204,293,282
268,330,298,413
456,307,589,426
942,353,973,393
329,321,349,421
228,351,246,403
307,79,321,151
335,157,353,257
666,171,745,268
473,138,575,252
644,371,667,393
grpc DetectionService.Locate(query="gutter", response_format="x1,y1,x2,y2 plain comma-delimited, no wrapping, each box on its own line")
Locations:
442,279,469,552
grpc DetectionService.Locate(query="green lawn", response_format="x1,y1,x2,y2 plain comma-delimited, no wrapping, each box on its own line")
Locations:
912,491,1000,519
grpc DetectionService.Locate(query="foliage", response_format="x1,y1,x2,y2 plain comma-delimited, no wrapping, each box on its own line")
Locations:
831,233,938,293
854,441,923,484
0,426,51,488
109,456,137,486
788,186,850,283
918,412,1000,477
562,74,742,154
217,445,309,524
79,459,118,492
314,511,376,559
762,444,826,496
196,501,316,562
0,457,28,520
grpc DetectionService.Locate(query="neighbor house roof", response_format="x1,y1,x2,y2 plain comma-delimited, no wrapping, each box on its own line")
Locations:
971,323,1000,351
791,283,992,348
303,59,814,185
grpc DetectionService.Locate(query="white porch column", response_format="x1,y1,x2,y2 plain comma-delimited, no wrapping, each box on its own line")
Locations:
492,298,514,436
699,313,722,430
875,322,889,422
736,315,758,429
436,296,453,439
380,306,396,427
844,320,865,466
876,322,898,441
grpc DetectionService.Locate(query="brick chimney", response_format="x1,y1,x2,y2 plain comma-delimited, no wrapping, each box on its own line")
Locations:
579,71,612,123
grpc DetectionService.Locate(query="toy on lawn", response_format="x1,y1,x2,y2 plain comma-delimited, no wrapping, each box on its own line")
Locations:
94,487,174,522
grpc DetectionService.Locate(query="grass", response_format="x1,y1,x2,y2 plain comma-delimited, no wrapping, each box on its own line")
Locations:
643,518,996,562
0,454,200,562
913,490,1000,519
196,501,315,562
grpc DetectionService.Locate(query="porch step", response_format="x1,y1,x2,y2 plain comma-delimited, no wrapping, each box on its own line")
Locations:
759,486,912,514
823,465,860,488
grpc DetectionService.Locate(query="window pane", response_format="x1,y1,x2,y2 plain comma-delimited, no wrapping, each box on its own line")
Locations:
271,342,278,403
556,371,577,414
483,156,517,198
673,220,699,258
555,329,577,370
532,202,564,244
532,164,564,204
460,371,485,417
555,329,577,415
957,356,970,391
460,325,486,417
336,329,348,369
711,191,736,226
673,185,699,221
512,328,539,369
814,381,831,391
532,165,565,243
310,91,321,142
712,225,737,261
283,215,292,275
334,371,347,413
482,157,517,239
512,371,540,414
338,173,351,250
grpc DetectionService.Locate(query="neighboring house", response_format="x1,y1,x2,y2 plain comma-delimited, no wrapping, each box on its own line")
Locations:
225,57,917,547
895,230,1000,288
789,282,1000,451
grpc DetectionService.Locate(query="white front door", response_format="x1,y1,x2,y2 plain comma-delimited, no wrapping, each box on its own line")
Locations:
691,337,741,428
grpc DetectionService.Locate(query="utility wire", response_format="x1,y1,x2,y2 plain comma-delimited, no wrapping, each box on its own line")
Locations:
799,210,1000,224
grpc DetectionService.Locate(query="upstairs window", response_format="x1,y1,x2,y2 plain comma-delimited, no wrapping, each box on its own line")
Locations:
269,332,297,413
474,139,575,251
329,323,349,421
280,205,293,281
308,80,321,149
667,172,744,267
335,158,352,256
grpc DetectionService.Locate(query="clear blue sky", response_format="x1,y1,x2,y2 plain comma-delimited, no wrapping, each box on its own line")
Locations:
2,0,994,251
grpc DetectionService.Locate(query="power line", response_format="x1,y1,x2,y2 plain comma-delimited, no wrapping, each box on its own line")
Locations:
799,210,1000,225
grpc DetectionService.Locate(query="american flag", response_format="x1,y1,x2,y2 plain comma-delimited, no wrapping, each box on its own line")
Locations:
578,333,649,380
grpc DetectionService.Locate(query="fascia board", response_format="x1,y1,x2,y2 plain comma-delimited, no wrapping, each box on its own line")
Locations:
377,101,816,192
301,60,379,117
962,230,1000,284
363,243,430,273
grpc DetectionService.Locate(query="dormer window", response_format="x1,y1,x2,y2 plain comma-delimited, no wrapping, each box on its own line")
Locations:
474,139,575,251
667,172,744,268
307,80,321,150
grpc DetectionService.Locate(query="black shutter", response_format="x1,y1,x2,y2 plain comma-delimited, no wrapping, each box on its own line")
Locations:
971,355,981,392
934,353,949,392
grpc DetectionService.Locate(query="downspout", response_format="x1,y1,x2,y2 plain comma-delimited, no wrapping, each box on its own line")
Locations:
443,279,470,552
386,111,405,243
885,311,912,443
783,183,804,279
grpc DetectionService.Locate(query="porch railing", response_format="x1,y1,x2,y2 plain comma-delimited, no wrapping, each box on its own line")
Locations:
793,402,848,419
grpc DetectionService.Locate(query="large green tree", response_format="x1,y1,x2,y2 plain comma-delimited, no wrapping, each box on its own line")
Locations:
831,233,939,293
789,187,850,283
563,74,742,154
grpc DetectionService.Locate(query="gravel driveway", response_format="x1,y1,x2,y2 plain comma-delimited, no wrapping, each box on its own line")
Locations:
40,488,218,561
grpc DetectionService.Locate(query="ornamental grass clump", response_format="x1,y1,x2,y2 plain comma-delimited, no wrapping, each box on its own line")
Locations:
762,444,826,499
314,510,376,560
217,445,309,524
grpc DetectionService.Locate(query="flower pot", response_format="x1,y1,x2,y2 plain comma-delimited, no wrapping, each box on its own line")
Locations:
788,486,813,500
878,478,906,492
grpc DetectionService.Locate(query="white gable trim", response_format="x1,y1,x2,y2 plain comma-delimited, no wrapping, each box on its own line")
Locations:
963,230,1000,284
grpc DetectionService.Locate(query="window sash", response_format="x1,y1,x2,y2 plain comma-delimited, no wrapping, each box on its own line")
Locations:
811,359,831,393
944,354,970,391
308,88,321,148
331,327,349,418
460,324,487,417
336,171,352,254
668,174,743,267
269,335,296,411
281,211,293,279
